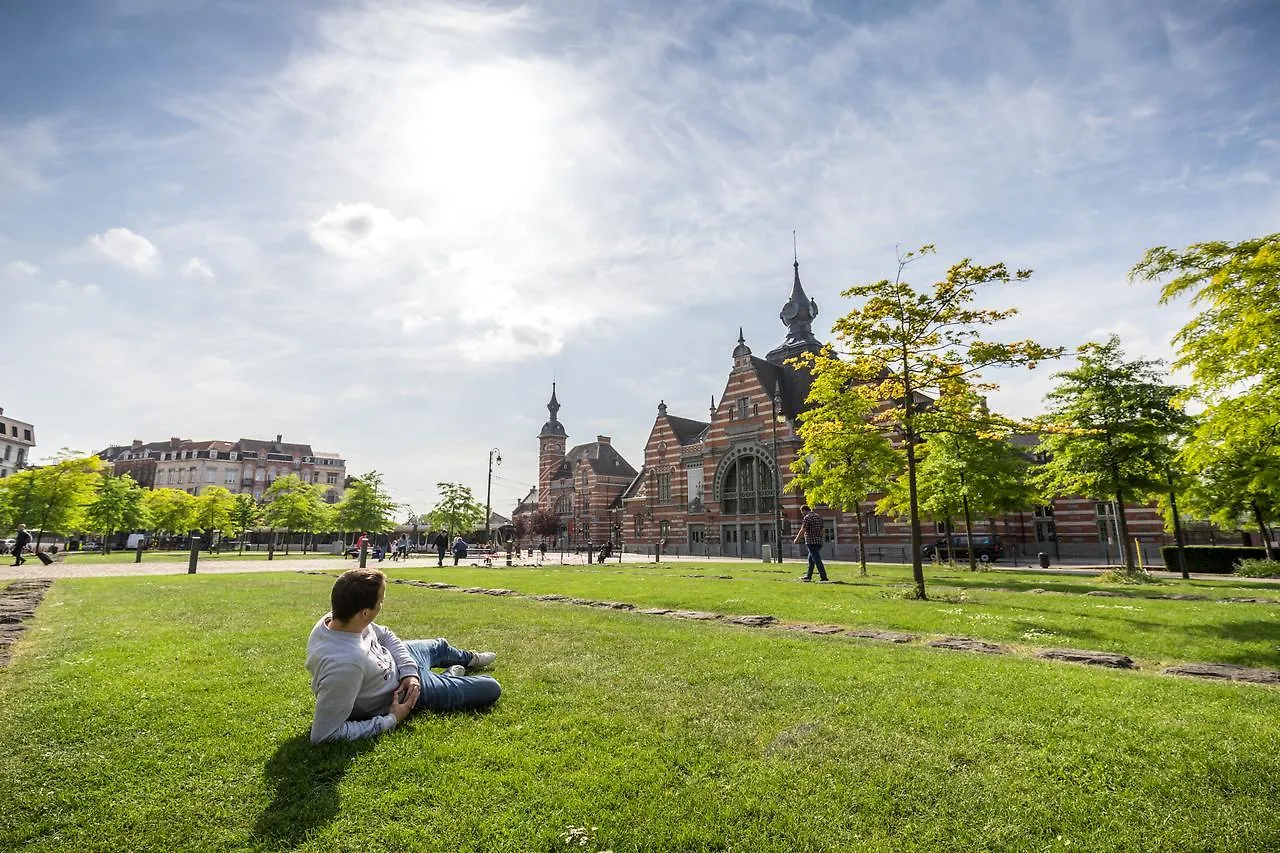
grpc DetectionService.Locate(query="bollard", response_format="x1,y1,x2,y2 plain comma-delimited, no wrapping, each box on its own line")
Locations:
135,541,143,564
359,539,369,568
188,534,200,574
267,539,274,561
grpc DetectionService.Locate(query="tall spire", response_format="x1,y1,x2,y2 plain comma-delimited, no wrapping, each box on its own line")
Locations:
768,243,821,364
538,383,567,438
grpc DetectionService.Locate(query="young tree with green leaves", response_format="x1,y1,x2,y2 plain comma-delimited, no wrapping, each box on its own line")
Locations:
530,507,561,548
1030,336,1190,574
1,452,104,548
193,486,237,549
426,483,486,541
336,471,398,541
803,246,1060,599
143,488,199,544
263,475,326,554
787,367,900,576
1131,233,1279,560
228,493,261,554
1179,395,1278,561
83,473,147,553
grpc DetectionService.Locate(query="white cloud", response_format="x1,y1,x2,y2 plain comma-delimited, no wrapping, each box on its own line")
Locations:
181,256,216,280
86,227,160,273
307,202,426,259
4,260,39,276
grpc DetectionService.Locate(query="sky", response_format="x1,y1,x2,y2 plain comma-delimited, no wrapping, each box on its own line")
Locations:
2,0,1277,516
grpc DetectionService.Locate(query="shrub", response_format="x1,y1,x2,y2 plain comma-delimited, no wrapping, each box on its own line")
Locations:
1234,558,1280,578
1160,545,1266,574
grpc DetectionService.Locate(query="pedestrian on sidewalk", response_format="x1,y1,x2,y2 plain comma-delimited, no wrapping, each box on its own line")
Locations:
793,505,829,582
11,524,32,567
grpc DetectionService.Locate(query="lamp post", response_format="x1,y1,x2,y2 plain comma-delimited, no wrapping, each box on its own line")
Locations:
485,447,502,546
770,387,784,563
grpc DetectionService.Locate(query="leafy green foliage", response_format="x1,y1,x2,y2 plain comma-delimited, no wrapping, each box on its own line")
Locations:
426,482,485,539
804,245,1060,597
1131,232,1279,398
193,486,236,536
0,453,103,544
143,488,198,537
228,493,261,550
529,507,561,541
81,473,147,551
1031,336,1190,571
335,471,398,534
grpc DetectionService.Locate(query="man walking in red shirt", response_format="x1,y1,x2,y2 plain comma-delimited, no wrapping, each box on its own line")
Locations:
793,504,829,582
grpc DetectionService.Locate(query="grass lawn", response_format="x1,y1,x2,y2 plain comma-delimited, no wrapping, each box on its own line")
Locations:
2,567,1279,852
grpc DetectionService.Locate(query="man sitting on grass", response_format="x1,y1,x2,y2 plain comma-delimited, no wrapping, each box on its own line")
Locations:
306,568,501,744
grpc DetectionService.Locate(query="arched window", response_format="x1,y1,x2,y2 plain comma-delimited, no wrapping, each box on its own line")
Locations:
718,453,776,515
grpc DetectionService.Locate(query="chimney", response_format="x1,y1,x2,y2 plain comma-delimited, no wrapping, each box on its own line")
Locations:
131,439,143,449
170,437,181,444
597,435,611,444
0,407,4,415
275,434,282,444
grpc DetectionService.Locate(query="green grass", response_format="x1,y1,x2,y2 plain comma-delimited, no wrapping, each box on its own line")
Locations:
380,560,1280,669
2,569,1279,852
55,549,348,564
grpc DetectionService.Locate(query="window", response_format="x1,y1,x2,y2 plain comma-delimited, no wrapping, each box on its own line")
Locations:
867,515,886,536
188,467,197,484
327,472,338,485
935,521,947,534
752,403,758,417
204,468,216,483
9,426,15,436
686,464,704,508
580,469,588,490
719,454,775,515
657,472,671,503
634,515,643,537
225,469,237,484
3,445,9,460
823,520,836,543
690,526,704,544
255,469,265,481
659,520,670,539
738,397,749,420
23,429,31,441
1033,504,1054,518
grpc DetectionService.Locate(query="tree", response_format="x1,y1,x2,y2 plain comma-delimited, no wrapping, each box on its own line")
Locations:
335,471,398,540
1179,395,1278,561
1132,233,1280,561
194,487,237,548
1030,336,1190,574
1130,233,1279,401
83,473,147,553
787,366,900,576
894,391,1036,570
426,483,486,540
804,246,1060,598
530,507,561,546
1,453,103,548
143,488,199,543
228,493,261,554
512,515,531,550
263,475,326,554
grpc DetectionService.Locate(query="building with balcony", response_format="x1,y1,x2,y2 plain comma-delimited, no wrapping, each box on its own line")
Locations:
0,407,36,478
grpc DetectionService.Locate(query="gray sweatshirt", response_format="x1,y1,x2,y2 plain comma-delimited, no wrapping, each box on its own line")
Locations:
306,615,421,744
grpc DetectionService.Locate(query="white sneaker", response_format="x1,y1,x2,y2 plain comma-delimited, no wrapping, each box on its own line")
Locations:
467,651,497,670
444,664,466,677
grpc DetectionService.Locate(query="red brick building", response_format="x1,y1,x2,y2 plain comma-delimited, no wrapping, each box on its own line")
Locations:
538,258,1172,564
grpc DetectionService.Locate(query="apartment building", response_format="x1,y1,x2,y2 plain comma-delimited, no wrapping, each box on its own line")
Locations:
0,407,36,478
99,433,347,502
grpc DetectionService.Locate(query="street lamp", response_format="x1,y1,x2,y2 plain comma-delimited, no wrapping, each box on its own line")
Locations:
485,448,502,546
770,385,784,563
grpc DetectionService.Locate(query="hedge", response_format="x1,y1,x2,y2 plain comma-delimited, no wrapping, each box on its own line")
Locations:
1160,545,1267,574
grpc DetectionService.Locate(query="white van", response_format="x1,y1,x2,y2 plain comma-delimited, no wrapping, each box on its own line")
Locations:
125,533,151,550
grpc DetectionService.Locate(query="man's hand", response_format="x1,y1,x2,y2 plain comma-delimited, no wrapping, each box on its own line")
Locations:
390,679,420,722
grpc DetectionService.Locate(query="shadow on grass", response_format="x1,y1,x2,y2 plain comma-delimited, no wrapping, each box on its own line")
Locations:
251,732,376,849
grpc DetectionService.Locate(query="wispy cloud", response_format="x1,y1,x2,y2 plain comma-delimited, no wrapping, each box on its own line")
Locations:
181,256,215,280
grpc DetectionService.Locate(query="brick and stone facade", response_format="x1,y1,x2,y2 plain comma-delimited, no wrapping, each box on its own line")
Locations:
537,257,1173,564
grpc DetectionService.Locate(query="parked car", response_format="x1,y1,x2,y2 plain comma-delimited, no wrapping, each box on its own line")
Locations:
922,534,1004,563
81,541,103,552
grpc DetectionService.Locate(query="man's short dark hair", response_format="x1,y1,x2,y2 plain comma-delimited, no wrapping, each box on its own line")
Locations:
801,504,811,513
331,569,386,620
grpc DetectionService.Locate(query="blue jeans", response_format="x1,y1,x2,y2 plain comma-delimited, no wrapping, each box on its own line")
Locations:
805,544,828,580
405,638,501,711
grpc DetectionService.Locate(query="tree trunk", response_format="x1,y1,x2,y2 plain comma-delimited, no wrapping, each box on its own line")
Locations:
1114,491,1135,573
853,499,867,577
905,439,926,599
1168,476,1189,579
962,495,976,572
1251,500,1276,562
